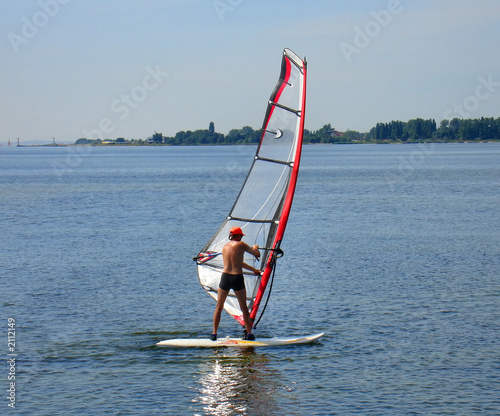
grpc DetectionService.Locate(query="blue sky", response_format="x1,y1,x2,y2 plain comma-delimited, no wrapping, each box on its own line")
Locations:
2,0,499,143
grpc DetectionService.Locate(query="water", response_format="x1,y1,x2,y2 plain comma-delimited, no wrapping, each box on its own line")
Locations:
1,143,499,415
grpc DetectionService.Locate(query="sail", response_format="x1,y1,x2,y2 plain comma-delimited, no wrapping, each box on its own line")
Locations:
195,48,307,327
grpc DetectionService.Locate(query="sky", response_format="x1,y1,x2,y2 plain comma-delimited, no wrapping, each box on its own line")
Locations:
2,0,500,144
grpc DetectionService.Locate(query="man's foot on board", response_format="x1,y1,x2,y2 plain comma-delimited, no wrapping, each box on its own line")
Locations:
210,333,217,341
243,333,255,341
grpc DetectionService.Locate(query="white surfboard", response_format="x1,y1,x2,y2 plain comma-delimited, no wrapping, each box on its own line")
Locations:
156,332,324,348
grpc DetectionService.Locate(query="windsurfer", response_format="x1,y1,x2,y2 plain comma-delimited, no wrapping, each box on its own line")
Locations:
211,226,261,341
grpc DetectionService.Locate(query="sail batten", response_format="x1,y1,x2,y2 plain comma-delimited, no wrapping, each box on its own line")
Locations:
227,217,278,224
255,156,293,166
195,48,307,328
268,100,301,115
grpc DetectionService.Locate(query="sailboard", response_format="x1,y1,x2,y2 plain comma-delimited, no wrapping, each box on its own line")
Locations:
157,333,324,348
158,48,322,347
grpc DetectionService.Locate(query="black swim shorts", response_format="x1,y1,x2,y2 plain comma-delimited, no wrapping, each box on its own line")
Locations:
219,273,245,291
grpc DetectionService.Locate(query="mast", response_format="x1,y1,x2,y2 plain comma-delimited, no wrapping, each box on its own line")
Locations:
249,49,307,324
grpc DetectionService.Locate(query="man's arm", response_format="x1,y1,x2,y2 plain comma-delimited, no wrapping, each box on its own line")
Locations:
242,262,261,275
244,243,260,259
242,242,261,275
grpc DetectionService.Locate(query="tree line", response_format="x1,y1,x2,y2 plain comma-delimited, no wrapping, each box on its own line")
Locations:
75,117,500,146
366,117,500,142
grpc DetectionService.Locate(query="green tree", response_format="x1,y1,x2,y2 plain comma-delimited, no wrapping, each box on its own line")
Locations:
342,130,363,141
450,118,461,134
152,132,163,143
75,138,91,145
459,119,474,140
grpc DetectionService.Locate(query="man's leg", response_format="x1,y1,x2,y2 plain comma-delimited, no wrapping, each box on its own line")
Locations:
213,288,229,337
234,288,253,337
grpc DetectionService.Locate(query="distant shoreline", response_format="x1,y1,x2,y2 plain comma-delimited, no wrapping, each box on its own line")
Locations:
9,139,500,148
7,116,500,147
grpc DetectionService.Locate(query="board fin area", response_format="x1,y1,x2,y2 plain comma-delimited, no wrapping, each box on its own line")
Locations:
156,332,324,348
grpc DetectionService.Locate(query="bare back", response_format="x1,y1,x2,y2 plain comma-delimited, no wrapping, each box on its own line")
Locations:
222,240,260,274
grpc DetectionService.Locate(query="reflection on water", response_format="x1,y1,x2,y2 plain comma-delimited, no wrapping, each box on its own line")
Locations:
192,349,287,416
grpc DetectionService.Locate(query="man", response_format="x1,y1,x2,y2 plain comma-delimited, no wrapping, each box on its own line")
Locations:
211,226,261,341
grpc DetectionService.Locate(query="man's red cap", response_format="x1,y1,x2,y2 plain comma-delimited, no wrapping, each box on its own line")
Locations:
229,226,245,236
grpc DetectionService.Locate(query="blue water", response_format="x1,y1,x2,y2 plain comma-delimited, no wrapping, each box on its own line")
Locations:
1,143,499,415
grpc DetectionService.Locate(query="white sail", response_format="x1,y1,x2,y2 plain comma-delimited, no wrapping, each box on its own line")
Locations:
195,48,307,327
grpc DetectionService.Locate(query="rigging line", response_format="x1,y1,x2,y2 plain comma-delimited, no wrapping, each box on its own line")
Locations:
253,259,278,329
263,247,284,257
253,241,283,328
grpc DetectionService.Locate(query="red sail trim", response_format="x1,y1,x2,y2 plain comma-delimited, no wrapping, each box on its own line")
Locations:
258,56,292,153
274,56,292,111
249,56,307,325
232,314,245,326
